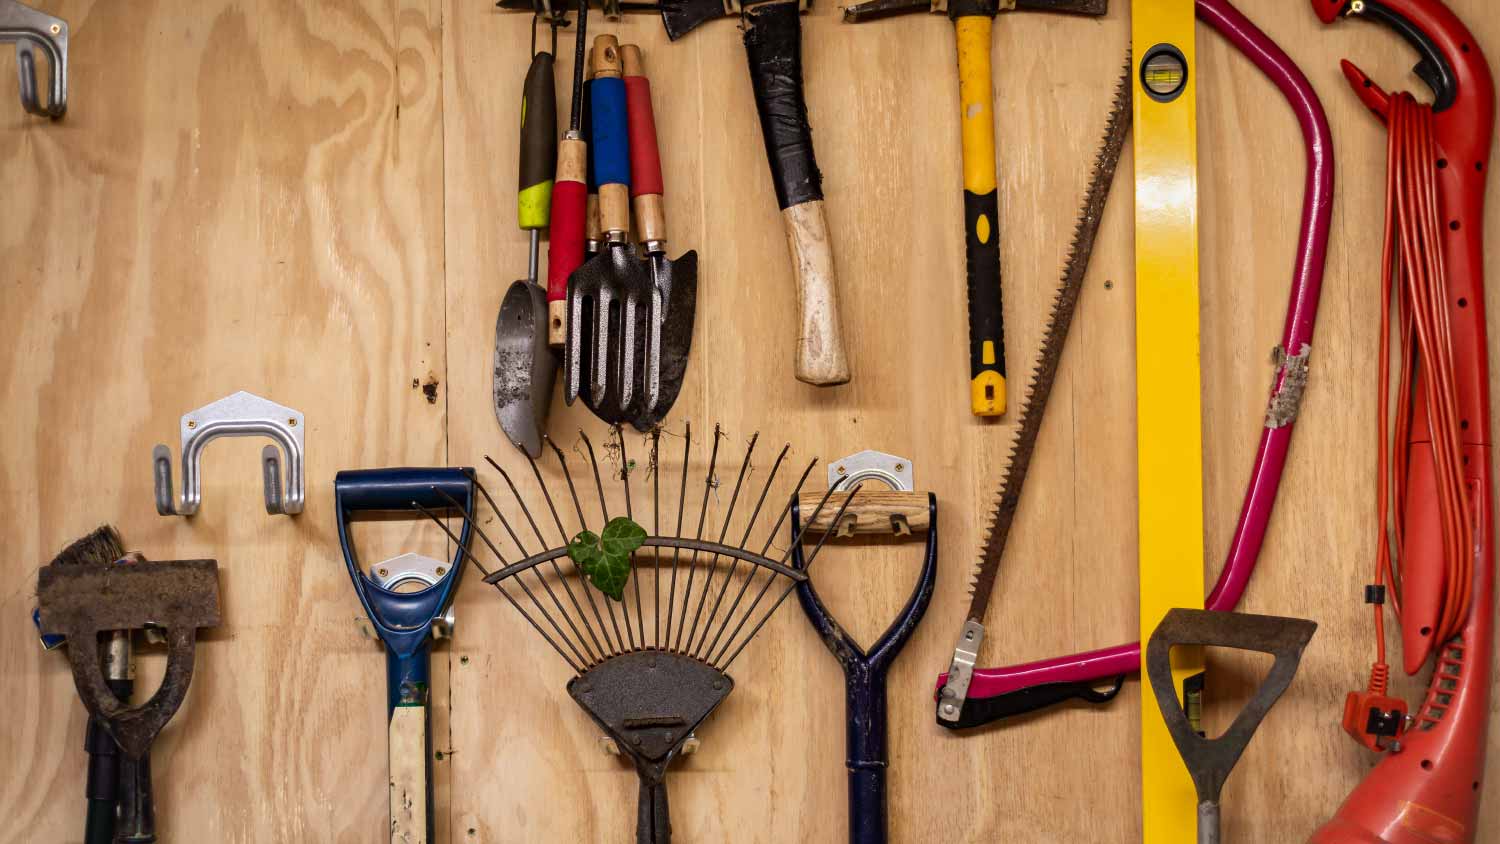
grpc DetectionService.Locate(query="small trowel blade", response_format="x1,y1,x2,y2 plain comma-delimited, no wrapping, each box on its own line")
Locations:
495,280,558,457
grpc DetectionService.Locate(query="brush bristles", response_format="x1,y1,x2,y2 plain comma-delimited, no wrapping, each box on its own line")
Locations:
50,525,125,568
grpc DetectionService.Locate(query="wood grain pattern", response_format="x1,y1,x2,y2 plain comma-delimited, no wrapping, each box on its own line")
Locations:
2,0,1498,842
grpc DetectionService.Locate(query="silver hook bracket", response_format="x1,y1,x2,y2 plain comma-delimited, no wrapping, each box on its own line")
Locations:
153,391,305,517
828,449,913,492
370,553,457,639
0,0,68,118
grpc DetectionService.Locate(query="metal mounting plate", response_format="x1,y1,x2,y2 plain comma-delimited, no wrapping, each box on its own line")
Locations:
153,391,306,517
828,450,913,492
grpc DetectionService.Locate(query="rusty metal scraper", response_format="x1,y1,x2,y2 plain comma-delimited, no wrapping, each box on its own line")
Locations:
38,558,221,844
1145,609,1316,844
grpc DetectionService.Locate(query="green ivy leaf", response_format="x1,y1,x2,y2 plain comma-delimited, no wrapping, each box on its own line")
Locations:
567,519,644,602
600,516,647,557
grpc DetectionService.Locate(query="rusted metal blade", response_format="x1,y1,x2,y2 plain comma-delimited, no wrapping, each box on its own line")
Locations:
495,279,558,457
964,59,1132,625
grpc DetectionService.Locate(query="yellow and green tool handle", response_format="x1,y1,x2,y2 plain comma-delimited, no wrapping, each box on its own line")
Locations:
519,50,558,234
954,11,1007,416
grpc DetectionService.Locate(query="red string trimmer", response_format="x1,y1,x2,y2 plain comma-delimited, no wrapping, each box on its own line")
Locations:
1309,1,1494,841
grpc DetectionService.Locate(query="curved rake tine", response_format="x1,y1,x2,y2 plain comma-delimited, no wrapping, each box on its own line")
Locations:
686,432,759,655
616,425,648,648
674,424,723,651
693,442,790,658
664,422,692,647
540,441,621,655
415,503,587,673
434,487,603,665
578,430,630,649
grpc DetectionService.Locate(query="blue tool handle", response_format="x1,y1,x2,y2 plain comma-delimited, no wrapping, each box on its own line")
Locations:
591,77,630,189
335,467,473,513
846,669,888,844
386,641,433,714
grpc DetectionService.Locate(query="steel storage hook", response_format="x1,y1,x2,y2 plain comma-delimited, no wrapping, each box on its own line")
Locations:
0,0,67,118
152,391,306,517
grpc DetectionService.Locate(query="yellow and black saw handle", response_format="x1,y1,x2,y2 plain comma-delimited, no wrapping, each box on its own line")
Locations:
955,12,1007,416
744,0,850,387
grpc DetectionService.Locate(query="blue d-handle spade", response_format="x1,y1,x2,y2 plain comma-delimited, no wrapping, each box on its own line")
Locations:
335,467,474,844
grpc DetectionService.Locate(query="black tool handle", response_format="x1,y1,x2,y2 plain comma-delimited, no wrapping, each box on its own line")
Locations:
83,674,130,843
519,51,558,232
846,669,889,844
334,467,475,513
116,752,156,843
635,768,670,844
938,676,1126,730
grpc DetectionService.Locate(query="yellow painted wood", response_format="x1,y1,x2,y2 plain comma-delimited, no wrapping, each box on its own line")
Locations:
1132,2,1206,842
4,1,1500,841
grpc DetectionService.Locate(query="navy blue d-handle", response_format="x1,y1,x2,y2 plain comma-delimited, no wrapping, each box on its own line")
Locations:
791,494,938,844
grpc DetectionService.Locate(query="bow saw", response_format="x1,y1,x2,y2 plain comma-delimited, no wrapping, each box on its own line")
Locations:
935,0,1335,730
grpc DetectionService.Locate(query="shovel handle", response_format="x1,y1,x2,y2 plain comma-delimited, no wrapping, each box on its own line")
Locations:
744,1,849,386
590,35,631,237
622,45,666,247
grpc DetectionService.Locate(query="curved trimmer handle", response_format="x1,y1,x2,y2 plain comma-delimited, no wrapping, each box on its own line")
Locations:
743,0,849,387
937,0,1333,731
792,494,937,844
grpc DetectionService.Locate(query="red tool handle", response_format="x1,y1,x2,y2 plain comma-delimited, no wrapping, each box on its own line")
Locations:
547,140,587,305
622,45,666,251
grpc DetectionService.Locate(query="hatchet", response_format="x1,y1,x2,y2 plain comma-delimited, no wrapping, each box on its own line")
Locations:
497,0,850,387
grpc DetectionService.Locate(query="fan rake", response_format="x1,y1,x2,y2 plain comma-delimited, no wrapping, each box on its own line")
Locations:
419,423,856,844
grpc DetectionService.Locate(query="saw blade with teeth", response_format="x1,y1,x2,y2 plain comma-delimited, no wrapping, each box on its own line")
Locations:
964,58,1134,626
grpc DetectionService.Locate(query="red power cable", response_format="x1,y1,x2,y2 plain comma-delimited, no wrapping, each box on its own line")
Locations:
1369,93,1474,697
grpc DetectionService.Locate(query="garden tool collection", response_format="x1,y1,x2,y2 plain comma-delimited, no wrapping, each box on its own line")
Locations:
1145,609,1318,844
936,0,1333,739
420,424,857,843
498,0,849,387
1309,1,1495,841
841,0,1109,417
37,552,221,844
495,17,561,458
792,453,936,844
0,0,67,118
334,468,476,844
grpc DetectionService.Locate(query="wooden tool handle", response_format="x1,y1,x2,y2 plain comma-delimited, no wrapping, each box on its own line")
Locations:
797,489,929,535
783,200,850,386
956,16,1007,416
388,704,430,844
622,45,667,247
548,139,588,345
589,35,631,236
744,1,849,386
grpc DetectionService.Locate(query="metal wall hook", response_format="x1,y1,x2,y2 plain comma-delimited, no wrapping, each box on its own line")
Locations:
0,0,67,118
153,391,305,517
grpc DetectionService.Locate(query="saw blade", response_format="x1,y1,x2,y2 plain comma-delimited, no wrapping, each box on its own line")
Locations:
964,58,1133,625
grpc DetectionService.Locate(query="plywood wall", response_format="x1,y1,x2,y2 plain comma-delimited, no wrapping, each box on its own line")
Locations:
2,0,1497,841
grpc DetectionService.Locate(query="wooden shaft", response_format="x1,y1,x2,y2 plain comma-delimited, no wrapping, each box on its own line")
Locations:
797,490,930,536
599,184,630,236
591,34,620,79
388,705,428,844
783,200,850,386
634,193,666,247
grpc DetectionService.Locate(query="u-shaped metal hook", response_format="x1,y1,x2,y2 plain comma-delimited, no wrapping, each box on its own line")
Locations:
0,0,67,118
153,391,306,516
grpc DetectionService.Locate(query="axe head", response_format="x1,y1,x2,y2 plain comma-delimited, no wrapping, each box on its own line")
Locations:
660,0,729,40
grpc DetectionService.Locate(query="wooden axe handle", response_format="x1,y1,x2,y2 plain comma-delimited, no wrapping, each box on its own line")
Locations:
744,0,850,386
